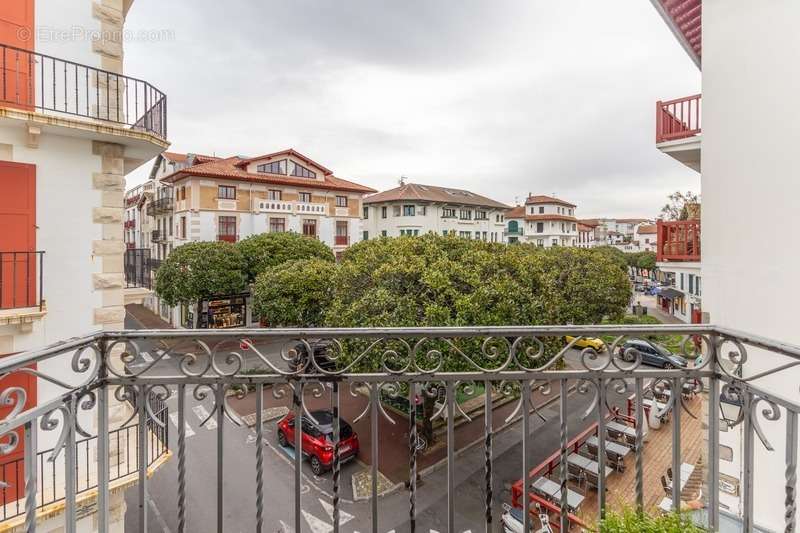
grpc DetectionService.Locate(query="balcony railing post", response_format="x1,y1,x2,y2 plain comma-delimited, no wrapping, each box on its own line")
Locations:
743,389,755,532
137,385,148,531
707,334,720,531
293,384,302,532
23,419,37,533
521,380,531,533
785,408,798,532
96,341,110,533
65,395,77,533
656,100,663,143
671,377,682,511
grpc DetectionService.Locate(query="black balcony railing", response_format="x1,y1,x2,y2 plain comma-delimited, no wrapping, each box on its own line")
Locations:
0,251,44,311
0,43,167,139
124,248,151,289
146,196,173,217
148,258,163,272
151,230,164,243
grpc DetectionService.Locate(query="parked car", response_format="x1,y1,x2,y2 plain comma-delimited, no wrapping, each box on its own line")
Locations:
288,340,337,373
616,339,688,369
276,410,359,475
564,335,606,352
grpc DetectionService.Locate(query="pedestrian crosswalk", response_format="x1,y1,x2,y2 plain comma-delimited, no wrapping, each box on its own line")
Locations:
127,350,171,368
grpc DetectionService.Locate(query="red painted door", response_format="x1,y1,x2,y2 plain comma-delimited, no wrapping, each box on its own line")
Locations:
0,161,36,309
0,0,35,110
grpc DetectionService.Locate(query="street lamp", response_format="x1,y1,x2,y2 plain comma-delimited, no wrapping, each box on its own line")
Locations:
719,385,744,428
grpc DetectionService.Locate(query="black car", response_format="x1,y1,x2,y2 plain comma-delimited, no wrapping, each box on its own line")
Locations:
616,339,688,369
288,340,337,373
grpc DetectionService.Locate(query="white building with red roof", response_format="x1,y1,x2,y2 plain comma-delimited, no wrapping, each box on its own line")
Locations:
362,182,509,242
161,149,375,255
505,195,578,247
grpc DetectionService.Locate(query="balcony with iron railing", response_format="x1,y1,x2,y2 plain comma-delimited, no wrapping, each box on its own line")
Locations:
0,43,167,140
124,248,151,290
151,230,165,243
657,219,701,262
146,196,174,217
0,325,798,532
655,94,701,171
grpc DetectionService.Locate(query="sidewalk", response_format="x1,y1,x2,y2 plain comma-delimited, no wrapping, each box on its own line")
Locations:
125,303,173,329
228,382,567,484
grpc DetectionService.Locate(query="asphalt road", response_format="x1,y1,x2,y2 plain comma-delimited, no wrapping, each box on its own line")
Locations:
121,313,629,532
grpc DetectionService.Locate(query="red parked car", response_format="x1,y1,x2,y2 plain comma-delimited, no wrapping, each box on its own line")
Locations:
277,410,359,475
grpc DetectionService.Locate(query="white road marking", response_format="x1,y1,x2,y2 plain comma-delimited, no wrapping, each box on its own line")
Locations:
192,405,217,430
318,498,354,524
141,351,153,363
168,413,195,437
278,520,294,533
302,510,332,533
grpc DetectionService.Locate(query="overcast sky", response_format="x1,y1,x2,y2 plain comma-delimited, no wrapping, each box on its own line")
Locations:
124,0,700,219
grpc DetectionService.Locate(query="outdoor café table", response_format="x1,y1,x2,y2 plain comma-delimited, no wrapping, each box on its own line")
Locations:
606,421,637,443
567,453,614,478
531,477,585,512
586,435,631,459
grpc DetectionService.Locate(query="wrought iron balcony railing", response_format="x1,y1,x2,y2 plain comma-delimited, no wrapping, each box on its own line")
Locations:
0,43,167,139
124,248,151,290
0,325,798,532
146,197,174,217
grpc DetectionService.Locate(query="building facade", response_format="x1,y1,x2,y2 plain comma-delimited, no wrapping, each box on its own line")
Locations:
0,0,169,530
362,182,508,242
505,195,578,247
161,149,374,253
648,1,800,526
576,222,598,248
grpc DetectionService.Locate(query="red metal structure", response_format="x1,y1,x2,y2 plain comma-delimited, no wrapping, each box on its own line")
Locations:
656,219,701,262
510,422,602,530
656,93,701,143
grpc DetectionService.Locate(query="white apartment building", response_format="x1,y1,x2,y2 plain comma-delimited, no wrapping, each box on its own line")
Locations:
582,218,652,245
505,195,578,247
362,182,509,242
651,1,800,529
0,0,169,530
576,222,598,248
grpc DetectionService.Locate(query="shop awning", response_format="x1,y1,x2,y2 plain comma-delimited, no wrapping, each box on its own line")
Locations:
660,288,684,299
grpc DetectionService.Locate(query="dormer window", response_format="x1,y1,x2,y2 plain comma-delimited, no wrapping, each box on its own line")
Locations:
257,159,287,175
291,163,316,179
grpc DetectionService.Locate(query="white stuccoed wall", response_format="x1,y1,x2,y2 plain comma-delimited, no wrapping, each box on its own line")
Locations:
703,1,800,529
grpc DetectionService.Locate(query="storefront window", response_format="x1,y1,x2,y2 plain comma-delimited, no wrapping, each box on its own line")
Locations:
199,295,247,329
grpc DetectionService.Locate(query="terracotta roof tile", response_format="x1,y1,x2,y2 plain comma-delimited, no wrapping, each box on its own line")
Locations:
525,195,576,208
637,224,658,234
162,154,376,194
364,183,509,209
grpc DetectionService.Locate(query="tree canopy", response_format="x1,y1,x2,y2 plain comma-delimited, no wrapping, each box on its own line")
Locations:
237,232,335,283
252,258,336,327
660,190,700,221
154,241,246,306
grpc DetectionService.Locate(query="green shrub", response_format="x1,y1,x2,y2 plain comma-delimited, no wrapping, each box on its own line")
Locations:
599,508,704,532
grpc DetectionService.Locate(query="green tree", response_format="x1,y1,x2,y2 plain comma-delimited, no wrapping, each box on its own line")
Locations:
593,245,628,272
252,258,336,327
154,241,246,306
324,235,631,440
660,190,700,221
236,232,335,283
636,251,656,271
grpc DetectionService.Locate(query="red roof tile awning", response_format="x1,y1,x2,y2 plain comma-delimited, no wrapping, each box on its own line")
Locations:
651,0,701,68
